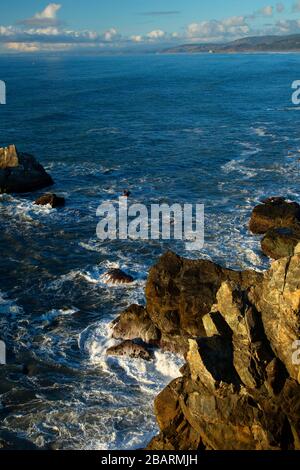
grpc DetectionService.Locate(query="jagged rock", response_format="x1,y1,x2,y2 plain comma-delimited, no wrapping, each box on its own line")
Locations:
0,145,53,193
148,253,300,450
0,144,18,168
149,335,300,450
106,340,152,361
35,193,65,208
249,198,300,234
251,254,300,384
261,226,300,259
214,282,275,389
111,304,160,344
112,252,262,355
144,251,262,352
105,269,134,284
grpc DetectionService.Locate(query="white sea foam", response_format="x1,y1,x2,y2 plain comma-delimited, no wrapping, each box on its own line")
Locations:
79,319,183,384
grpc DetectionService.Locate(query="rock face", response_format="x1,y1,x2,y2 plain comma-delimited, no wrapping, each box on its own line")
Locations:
252,255,300,383
0,145,53,193
106,340,152,361
249,198,300,234
110,252,262,356
35,193,65,208
112,304,160,345
147,254,300,450
261,226,300,260
144,251,262,353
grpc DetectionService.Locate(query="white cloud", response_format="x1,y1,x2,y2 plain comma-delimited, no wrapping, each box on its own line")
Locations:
146,29,166,40
1,2,300,53
131,35,143,43
0,26,16,37
259,6,273,16
273,18,300,33
6,41,76,53
292,1,300,12
19,3,62,27
187,16,250,42
35,3,61,20
6,42,40,52
103,28,118,41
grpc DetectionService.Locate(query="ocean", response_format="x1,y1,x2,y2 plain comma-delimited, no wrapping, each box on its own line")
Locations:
0,53,299,449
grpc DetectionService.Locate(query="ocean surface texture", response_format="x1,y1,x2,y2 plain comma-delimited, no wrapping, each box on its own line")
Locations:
0,54,299,449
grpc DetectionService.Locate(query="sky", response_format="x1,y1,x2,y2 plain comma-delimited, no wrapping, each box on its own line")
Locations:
1,0,300,53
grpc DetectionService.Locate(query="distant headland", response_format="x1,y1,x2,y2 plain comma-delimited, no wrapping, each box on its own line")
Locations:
161,33,300,54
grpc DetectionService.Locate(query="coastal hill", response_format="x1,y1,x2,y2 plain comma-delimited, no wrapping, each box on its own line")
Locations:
162,33,300,54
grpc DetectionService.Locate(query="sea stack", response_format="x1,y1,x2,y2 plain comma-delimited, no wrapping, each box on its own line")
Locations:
0,145,53,193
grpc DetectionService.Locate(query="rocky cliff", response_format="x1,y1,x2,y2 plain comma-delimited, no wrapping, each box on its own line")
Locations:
111,252,262,354
109,198,300,450
147,254,300,450
0,145,53,193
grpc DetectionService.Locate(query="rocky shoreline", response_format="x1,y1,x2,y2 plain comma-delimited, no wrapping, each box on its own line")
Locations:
109,197,300,450
1,146,300,451
0,145,65,207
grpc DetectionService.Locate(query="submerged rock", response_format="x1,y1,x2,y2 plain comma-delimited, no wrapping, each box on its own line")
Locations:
35,193,65,208
105,269,134,284
106,340,152,361
261,226,300,259
249,198,300,234
0,145,53,193
147,253,300,450
112,304,160,344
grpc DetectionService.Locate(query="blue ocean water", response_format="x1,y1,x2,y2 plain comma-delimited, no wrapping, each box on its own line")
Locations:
0,54,299,449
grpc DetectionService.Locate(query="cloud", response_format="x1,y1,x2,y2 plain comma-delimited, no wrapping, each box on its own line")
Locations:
293,0,300,12
187,16,250,42
146,29,166,40
130,35,143,43
6,42,40,52
103,28,118,41
272,18,300,33
140,11,180,16
6,41,75,52
18,3,62,27
276,3,285,13
1,2,300,54
258,5,274,16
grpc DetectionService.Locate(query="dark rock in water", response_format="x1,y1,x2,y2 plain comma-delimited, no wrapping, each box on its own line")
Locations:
147,253,300,450
0,431,39,450
106,340,152,361
112,304,160,344
249,198,300,234
261,226,300,259
35,193,65,208
261,196,286,205
0,145,53,193
106,269,134,284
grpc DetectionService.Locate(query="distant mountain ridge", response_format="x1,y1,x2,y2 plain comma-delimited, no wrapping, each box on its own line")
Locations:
162,34,300,53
